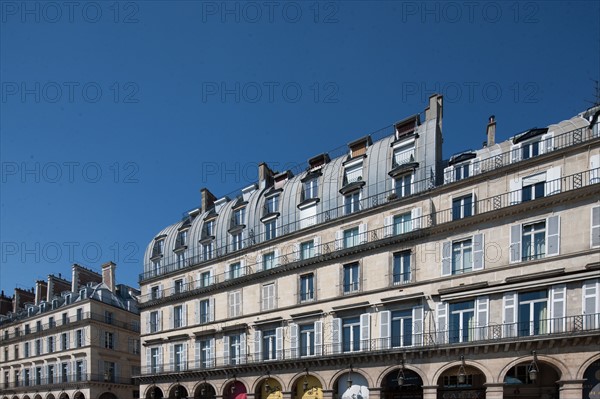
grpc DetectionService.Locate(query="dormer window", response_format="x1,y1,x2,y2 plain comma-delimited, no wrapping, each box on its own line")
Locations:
348,135,371,158
205,220,215,237
344,162,362,185
151,238,165,259
510,128,553,163
233,207,246,226
443,152,479,184
392,142,415,168
175,230,188,249
266,196,279,214
303,178,318,200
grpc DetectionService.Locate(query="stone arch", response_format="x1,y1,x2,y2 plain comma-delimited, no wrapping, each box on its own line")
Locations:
498,353,567,382
222,380,247,399
46,394,56,399
252,375,285,393
330,367,372,399
167,383,189,399
290,371,324,399
34,395,43,399
582,356,600,399
23,396,31,399
376,364,428,387
577,352,600,380
72,392,85,399
328,367,374,389
432,359,493,385
380,366,424,399
98,393,117,399
146,386,165,399
435,360,488,399
193,381,217,399
58,393,69,399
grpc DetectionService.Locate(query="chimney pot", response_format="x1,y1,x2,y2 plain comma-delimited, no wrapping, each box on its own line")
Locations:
486,115,496,147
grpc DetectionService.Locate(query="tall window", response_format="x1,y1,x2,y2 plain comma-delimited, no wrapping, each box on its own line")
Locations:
395,174,412,197
342,316,360,352
199,339,212,368
48,336,55,352
300,274,315,302
393,213,412,235
345,192,360,214
449,301,475,343
24,342,29,357
61,333,68,350
104,362,115,382
452,239,473,274
199,299,210,324
229,262,242,279
229,334,241,365
152,239,164,257
151,286,160,300
522,221,546,260
151,347,160,373
393,252,411,284
60,363,68,382
343,263,360,294
266,196,279,213
47,364,55,384
262,329,277,361
35,367,42,385
200,271,212,287
393,143,414,166
23,369,30,386
35,339,41,355
231,232,243,251
174,305,184,328
104,311,114,324
452,195,473,220
233,207,246,226
304,178,318,200
203,242,213,260
174,344,185,371
228,291,242,318
263,252,275,270
174,279,184,294
343,227,359,248
75,361,84,382
300,324,315,357
454,163,470,181
150,311,160,333
177,252,186,268
518,290,547,336
176,229,188,248
523,181,545,202
391,310,413,347
262,283,275,311
104,332,114,349
300,240,315,260
76,330,83,348
205,220,215,237
522,139,541,159
265,220,277,240
344,163,362,184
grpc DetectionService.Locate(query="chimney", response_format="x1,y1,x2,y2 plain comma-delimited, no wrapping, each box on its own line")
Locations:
201,188,217,212
34,280,47,305
47,276,54,302
258,162,274,189
486,115,496,146
425,93,443,122
102,261,116,292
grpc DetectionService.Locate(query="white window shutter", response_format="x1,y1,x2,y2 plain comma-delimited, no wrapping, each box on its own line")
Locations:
183,303,188,327
545,166,562,195
436,302,448,344
441,241,452,276
509,178,521,205
240,333,247,364
314,236,321,256
275,327,284,360
256,254,263,272
541,131,554,153
412,306,423,346
591,206,600,248
222,336,230,366
209,298,215,322
503,292,518,338
293,243,300,261
583,279,600,329
335,230,343,250
509,224,522,263
158,310,162,332
590,154,600,184
209,338,215,367
195,341,200,368
331,318,341,354
274,248,280,267
510,144,522,163
472,158,481,175
169,306,174,329
169,343,174,372
472,233,484,271
146,348,151,370
240,259,246,277
254,330,262,362
379,310,391,349
358,223,367,244
546,215,560,257
289,323,299,359
443,165,454,184
359,313,370,351
475,296,489,341
195,300,200,325
183,343,188,370
549,284,566,333
315,321,323,356
384,215,394,237
411,207,422,230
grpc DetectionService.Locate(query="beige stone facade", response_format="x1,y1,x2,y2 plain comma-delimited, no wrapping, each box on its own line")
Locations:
0,263,141,399
138,96,600,399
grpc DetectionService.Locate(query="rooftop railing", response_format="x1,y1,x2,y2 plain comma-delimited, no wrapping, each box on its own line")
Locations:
138,167,599,305
140,126,597,283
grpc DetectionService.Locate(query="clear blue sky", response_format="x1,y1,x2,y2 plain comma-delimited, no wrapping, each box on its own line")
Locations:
1,1,599,293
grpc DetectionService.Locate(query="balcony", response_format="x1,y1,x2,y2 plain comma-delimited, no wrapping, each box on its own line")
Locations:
137,313,599,376
139,167,600,306
3,373,137,390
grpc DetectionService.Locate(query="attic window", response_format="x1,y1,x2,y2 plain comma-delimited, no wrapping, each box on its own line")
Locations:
308,153,330,170
151,238,165,259
274,171,293,190
394,114,420,139
348,135,372,158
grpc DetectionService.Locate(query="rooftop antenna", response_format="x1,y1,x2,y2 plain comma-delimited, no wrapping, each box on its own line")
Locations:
584,79,600,106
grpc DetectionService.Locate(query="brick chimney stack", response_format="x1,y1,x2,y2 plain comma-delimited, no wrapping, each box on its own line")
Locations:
487,115,496,147
102,261,116,293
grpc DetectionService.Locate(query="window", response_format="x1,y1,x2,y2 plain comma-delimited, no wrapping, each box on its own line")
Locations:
392,252,411,285
173,343,185,371
14,370,19,387
150,347,161,373
75,361,84,382
342,316,361,352
231,232,243,251
131,338,141,355
452,239,473,274
105,311,114,324
265,219,277,240
198,338,213,368
48,317,55,327
303,178,318,200
233,207,246,226
229,262,242,279
61,333,68,350
518,290,548,336
24,342,29,357
14,344,19,359
35,339,42,354
228,334,242,365
176,229,188,248
343,262,360,294
199,299,211,324
23,369,30,386
522,221,546,261
228,291,242,318
300,274,315,302
3,371,8,389
392,142,415,167
262,283,276,311
151,286,161,300
200,271,212,287
266,195,279,214
300,240,314,260
47,364,55,384
203,242,214,260
300,324,315,357
391,310,413,347
150,311,160,333
449,300,475,343
343,227,359,248
452,194,473,220
24,324,30,334
344,162,362,184
345,191,360,214
173,305,184,328
104,332,114,349
393,213,412,235
263,252,275,270
174,279,184,294
521,139,541,159
522,173,545,202
153,260,161,275
36,320,42,331
35,367,42,385
205,220,215,237
152,238,164,257
505,365,537,385
76,329,83,347
62,312,68,325
262,329,277,360
61,363,68,383
454,162,470,181
394,174,412,197
177,252,186,268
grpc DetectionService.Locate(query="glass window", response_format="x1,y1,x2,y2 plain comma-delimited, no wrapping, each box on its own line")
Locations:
150,311,159,333
176,230,187,247
345,192,361,214
522,140,541,159
177,252,186,268
234,207,246,226
199,299,210,324
229,262,242,279
231,232,243,251
203,242,213,260
342,316,360,352
391,309,413,347
152,239,164,257
174,305,184,328
300,240,315,260
518,290,548,336
452,239,473,274
263,252,275,270
199,338,212,368
304,178,318,200
104,332,114,349
452,195,473,220
393,143,415,166
174,279,184,294
151,347,160,373
522,221,546,261
343,227,359,248
266,196,279,213
200,271,212,287
454,163,470,181
205,220,215,237
300,273,314,302
229,334,241,365
262,283,275,311
449,300,475,343
300,324,315,357
345,163,362,184
262,329,277,361
395,174,412,197
75,361,84,382
174,344,184,371
393,213,412,235
265,220,277,240
343,263,360,294
393,252,411,284
523,181,545,202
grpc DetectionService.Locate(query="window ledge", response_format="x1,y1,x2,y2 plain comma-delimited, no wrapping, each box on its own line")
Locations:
298,198,320,209
339,181,365,195
388,162,419,177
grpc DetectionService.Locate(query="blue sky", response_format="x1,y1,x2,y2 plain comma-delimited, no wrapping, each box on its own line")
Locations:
1,1,599,293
